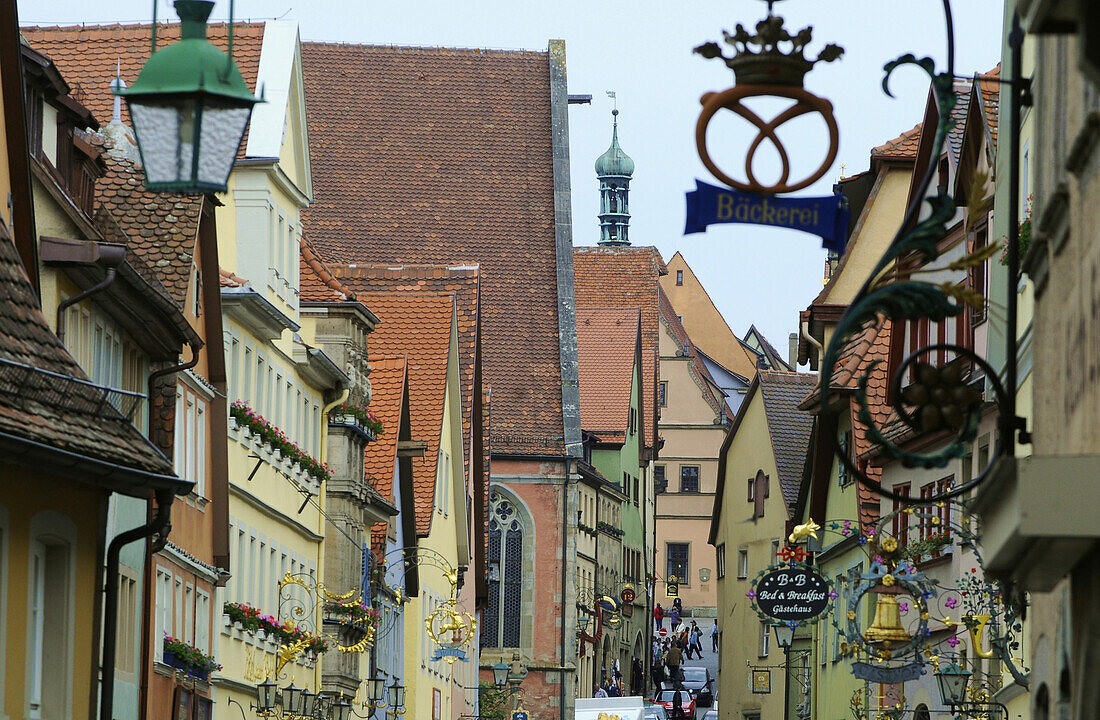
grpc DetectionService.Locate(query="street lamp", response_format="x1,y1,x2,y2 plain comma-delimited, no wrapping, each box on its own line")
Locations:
256,678,279,713
301,689,317,718
935,662,972,711
772,623,795,720
282,682,304,716
492,660,510,689
119,0,261,194
387,684,406,717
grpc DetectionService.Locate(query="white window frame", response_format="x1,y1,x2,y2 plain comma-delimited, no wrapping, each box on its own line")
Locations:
25,512,77,720
155,568,172,659
737,547,749,580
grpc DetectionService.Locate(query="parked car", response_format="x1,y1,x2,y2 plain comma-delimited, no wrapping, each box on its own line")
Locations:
701,711,718,720
644,704,669,720
654,690,696,718
680,666,714,706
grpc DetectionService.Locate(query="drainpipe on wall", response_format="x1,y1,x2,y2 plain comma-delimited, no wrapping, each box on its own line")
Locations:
102,488,175,720
56,243,126,343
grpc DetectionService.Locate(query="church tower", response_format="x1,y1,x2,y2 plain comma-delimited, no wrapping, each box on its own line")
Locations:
595,108,635,246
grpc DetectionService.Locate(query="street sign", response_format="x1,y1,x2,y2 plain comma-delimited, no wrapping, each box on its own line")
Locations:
510,711,529,720
666,581,679,597
750,669,771,694
753,566,830,622
658,628,668,637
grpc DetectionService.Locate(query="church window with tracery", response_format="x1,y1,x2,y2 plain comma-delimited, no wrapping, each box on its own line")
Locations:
480,491,524,648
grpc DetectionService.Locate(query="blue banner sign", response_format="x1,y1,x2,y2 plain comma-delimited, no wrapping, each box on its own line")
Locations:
510,712,529,720
431,648,469,662
684,180,849,253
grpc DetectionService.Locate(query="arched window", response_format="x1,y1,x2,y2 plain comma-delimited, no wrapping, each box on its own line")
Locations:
913,704,930,720
481,490,526,648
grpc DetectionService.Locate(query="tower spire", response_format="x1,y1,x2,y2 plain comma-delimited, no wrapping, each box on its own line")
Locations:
595,94,634,246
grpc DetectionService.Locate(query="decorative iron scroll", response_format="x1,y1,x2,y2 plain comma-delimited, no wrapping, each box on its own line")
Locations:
816,0,1017,505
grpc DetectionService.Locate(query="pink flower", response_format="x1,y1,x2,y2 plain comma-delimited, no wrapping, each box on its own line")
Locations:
947,635,960,648
899,602,909,613
945,597,958,609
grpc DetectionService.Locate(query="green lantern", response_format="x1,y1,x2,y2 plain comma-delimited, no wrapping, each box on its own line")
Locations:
119,0,261,193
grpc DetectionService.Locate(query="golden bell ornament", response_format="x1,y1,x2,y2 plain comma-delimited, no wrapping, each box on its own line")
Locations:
864,594,910,645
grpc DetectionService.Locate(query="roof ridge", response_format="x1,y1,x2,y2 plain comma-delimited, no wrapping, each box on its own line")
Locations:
22,21,267,32
301,40,545,57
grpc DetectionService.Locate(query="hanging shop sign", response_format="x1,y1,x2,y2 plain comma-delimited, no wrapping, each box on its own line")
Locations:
750,669,772,694
751,564,832,623
684,181,849,252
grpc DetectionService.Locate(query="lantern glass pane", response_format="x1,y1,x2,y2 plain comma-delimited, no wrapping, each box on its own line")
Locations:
196,99,251,187
128,98,198,185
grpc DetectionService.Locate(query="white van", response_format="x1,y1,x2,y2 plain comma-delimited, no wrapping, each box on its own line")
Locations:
575,696,646,720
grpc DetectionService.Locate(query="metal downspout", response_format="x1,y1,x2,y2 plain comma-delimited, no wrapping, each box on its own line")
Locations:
56,244,125,343
146,341,204,405
57,268,117,343
319,387,350,692
101,488,175,720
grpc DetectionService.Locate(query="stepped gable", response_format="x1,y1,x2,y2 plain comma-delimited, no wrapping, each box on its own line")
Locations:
0,230,175,481
362,356,407,502
331,264,478,464
22,22,265,157
757,371,818,513
573,245,666,457
575,307,639,438
299,42,563,456
359,292,453,537
94,151,201,308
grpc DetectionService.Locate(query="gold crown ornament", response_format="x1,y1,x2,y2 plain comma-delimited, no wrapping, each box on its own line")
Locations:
695,15,844,88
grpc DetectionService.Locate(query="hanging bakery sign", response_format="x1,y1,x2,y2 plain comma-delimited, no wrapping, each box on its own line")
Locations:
747,554,835,624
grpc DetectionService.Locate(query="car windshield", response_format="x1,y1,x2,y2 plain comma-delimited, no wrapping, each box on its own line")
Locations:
682,668,707,682
658,691,692,703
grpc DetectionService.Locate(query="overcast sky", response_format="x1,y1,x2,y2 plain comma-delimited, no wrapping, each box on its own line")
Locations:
24,0,1005,362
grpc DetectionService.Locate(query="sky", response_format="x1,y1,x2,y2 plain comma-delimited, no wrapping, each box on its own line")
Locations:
23,0,1006,362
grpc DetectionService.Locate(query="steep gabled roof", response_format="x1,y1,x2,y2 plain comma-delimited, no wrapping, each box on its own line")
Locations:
757,371,818,512
300,42,565,457
872,124,923,160
657,287,731,420
22,22,265,157
331,264,478,468
573,245,665,457
362,356,407,501
358,293,453,536
0,232,179,488
743,324,793,372
94,151,201,309
576,307,640,436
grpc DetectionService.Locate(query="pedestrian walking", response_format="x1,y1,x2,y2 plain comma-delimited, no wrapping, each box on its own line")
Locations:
687,623,702,659
711,619,719,652
653,603,665,630
672,596,683,614
632,657,643,695
664,640,683,687
668,605,681,630
594,685,608,699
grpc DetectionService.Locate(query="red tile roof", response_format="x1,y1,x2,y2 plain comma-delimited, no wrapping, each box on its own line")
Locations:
299,237,357,302
94,151,201,309
362,356,407,502
219,268,247,288
576,307,639,435
872,124,923,160
573,246,666,458
22,22,265,156
331,264,479,469
976,65,1001,152
299,42,564,456
358,292,454,536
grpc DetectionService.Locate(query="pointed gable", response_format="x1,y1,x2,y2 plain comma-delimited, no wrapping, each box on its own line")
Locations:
659,251,760,379
573,245,665,458
757,371,818,512
576,307,640,436
362,356,407,501
300,42,565,456
359,292,453,536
